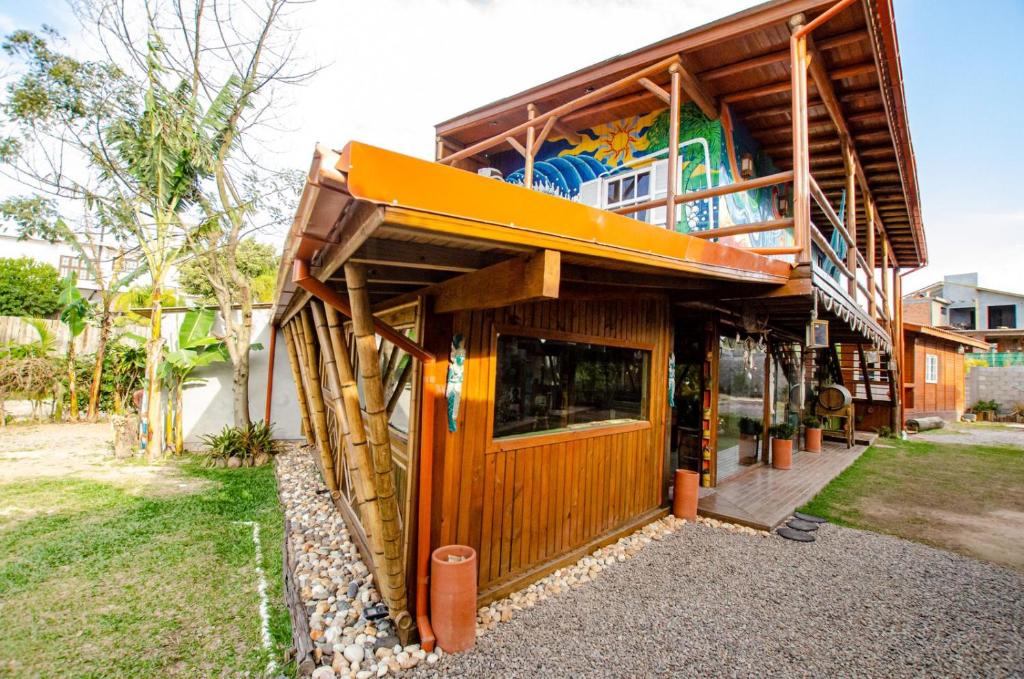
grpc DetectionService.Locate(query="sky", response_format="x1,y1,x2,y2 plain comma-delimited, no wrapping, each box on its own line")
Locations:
1,0,1022,294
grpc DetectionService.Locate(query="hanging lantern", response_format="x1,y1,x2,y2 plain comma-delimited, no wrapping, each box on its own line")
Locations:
740,152,755,179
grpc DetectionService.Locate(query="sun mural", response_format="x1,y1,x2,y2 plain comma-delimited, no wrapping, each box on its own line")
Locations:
557,112,659,167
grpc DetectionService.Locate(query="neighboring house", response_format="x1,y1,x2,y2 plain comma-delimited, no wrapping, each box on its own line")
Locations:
904,273,1024,351
271,0,926,641
902,322,988,421
0,230,181,302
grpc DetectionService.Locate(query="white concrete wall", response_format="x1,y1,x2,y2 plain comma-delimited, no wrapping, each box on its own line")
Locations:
160,306,302,444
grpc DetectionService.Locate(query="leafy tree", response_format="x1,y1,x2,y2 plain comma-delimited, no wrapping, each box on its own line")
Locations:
57,274,92,420
0,257,60,317
178,238,278,303
1,195,147,420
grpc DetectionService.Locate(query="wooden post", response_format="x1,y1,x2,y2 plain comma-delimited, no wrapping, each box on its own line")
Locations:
866,199,877,319
524,103,538,189
299,308,339,493
844,143,858,298
881,237,890,320
762,342,773,464
282,322,313,444
343,262,412,639
264,323,277,425
789,15,811,263
666,65,682,230
892,267,904,432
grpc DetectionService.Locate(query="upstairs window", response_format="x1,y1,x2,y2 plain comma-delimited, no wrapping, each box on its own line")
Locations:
493,333,649,439
949,307,975,330
604,169,652,223
59,255,93,282
987,304,1017,329
925,354,939,384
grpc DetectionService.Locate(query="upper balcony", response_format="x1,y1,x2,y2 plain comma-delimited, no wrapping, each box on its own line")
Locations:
274,0,924,358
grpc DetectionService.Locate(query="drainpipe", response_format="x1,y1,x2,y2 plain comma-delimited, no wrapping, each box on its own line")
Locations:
264,323,277,424
291,258,437,651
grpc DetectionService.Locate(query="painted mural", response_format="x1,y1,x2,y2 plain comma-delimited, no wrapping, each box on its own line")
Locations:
495,103,791,249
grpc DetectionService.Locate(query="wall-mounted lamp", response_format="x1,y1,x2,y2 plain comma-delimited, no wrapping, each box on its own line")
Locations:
776,191,790,216
740,152,755,179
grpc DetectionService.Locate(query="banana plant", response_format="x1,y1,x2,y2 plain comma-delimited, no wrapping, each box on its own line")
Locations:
58,273,93,420
159,307,230,454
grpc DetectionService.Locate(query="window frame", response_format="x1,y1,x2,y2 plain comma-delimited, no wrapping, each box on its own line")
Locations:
58,255,94,281
486,323,654,452
924,353,939,384
602,166,654,224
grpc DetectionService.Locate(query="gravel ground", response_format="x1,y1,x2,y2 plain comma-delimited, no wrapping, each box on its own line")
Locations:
411,522,1024,678
914,423,1024,448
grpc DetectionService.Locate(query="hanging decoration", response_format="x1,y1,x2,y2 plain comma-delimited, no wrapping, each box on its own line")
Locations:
668,352,676,408
445,334,466,433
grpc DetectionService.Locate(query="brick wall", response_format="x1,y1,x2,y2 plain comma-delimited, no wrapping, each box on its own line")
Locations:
965,366,1024,413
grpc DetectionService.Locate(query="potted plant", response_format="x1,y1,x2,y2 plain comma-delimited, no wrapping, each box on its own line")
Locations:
802,414,823,453
768,422,796,470
738,416,762,465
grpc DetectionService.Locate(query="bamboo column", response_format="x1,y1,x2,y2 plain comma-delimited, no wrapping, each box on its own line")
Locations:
866,199,877,319
844,143,858,298
524,103,537,189
666,64,681,230
282,322,313,444
789,15,812,262
298,309,338,493
342,262,412,638
310,301,350,490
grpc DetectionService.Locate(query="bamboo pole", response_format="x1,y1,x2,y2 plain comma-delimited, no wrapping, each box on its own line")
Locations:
666,65,681,230
310,301,350,490
298,308,339,493
342,263,412,638
283,322,314,444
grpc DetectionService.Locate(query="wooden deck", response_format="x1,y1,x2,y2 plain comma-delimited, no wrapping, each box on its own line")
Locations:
698,433,877,531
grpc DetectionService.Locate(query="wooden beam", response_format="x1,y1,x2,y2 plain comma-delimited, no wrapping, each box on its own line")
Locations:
699,29,868,81
674,62,719,120
844,143,858,298
430,250,560,314
524,103,537,188
721,62,874,104
666,67,681,229
637,77,671,105
790,15,811,262
505,136,527,157
349,239,500,273
531,114,558,156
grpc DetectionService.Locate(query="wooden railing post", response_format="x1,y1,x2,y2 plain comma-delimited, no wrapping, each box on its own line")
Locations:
666,65,681,230
892,266,904,431
844,143,858,298
866,199,877,319
524,103,537,189
789,15,811,262
881,236,890,320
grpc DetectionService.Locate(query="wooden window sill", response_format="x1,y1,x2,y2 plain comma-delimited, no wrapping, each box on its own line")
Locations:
486,420,651,453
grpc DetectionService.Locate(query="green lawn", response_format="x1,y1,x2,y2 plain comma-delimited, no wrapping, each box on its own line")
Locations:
801,437,1024,570
0,461,291,677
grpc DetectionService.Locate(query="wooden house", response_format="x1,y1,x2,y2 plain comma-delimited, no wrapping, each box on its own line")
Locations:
902,323,988,421
269,0,926,647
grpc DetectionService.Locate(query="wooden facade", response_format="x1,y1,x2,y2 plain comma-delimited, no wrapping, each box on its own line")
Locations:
903,323,988,421
271,0,928,648
428,297,671,601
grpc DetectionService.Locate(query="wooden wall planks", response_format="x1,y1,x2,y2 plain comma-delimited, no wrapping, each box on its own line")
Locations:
430,296,671,597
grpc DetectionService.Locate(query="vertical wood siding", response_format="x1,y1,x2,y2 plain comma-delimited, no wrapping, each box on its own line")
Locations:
432,297,670,596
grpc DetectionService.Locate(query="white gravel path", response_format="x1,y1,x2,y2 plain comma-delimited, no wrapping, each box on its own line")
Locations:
411,522,1024,678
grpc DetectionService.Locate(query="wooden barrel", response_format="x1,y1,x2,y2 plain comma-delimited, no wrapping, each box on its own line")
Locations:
818,384,852,411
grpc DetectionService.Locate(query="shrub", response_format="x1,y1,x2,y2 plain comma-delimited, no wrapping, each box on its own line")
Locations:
201,421,279,466
971,399,1000,413
802,414,822,428
0,257,61,317
877,425,894,438
738,416,762,436
768,422,796,440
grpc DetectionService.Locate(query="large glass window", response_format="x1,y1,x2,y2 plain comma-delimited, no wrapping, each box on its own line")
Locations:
493,334,649,439
988,304,1017,329
716,334,766,482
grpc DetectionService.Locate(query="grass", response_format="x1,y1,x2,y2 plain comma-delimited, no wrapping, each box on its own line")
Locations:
0,460,291,678
801,437,1024,569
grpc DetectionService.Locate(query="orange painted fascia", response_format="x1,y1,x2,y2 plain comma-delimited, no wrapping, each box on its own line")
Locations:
334,142,792,283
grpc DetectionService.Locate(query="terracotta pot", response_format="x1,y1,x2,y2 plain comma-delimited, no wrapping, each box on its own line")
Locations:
804,427,822,453
771,438,793,470
672,469,699,520
430,545,477,653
